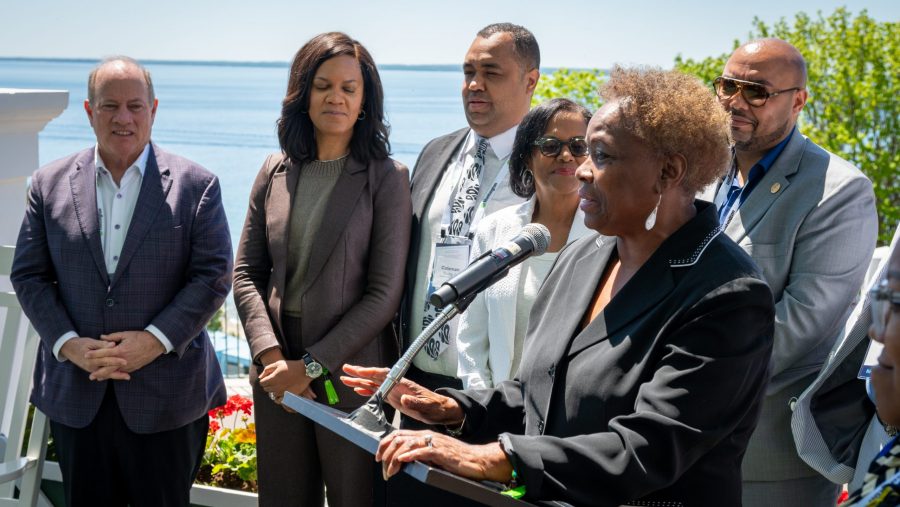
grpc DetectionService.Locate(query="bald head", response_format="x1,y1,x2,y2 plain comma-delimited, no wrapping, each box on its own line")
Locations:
730,38,807,88
88,56,155,106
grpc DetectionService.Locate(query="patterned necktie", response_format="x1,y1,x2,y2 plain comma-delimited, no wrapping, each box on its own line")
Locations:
421,137,489,361
841,436,900,505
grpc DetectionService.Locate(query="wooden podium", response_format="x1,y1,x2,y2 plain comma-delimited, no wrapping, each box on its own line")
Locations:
282,393,539,507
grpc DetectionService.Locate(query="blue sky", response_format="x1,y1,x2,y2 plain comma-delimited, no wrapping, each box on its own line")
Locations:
2,1,897,68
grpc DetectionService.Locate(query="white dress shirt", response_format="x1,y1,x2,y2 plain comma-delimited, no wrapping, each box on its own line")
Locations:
411,125,524,376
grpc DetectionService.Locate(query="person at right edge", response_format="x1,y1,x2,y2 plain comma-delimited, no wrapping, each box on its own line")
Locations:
701,37,879,506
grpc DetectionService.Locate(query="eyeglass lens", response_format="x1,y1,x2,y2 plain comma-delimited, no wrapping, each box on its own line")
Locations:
538,138,588,157
715,78,768,106
870,283,897,337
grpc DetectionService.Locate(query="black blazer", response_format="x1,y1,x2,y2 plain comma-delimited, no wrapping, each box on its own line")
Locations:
444,201,775,506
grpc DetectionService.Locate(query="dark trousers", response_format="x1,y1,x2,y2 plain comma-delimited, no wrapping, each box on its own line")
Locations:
254,314,385,507
50,383,208,507
388,365,486,506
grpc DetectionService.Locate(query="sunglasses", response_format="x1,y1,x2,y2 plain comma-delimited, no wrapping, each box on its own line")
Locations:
713,76,801,107
532,136,588,158
870,278,900,338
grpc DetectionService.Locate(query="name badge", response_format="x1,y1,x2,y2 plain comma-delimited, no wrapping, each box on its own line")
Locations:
427,243,471,297
859,340,883,379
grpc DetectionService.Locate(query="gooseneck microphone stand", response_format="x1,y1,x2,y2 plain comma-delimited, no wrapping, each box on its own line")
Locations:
347,293,477,435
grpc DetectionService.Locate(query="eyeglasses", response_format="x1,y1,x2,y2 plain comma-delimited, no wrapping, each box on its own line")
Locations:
713,76,802,107
532,136,588,158
870,279,900,337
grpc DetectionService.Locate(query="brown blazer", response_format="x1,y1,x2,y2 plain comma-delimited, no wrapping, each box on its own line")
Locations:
234,153,411,408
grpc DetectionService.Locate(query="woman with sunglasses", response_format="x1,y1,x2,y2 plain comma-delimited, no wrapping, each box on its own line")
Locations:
456,98,592,389
233,32,410,507
841,244,900,506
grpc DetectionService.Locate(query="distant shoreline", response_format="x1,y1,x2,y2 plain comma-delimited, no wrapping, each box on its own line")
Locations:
0,56,586,73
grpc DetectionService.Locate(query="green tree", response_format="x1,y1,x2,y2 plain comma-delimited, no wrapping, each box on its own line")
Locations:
208,305,225,334
675,8,899,245
532,68,606,111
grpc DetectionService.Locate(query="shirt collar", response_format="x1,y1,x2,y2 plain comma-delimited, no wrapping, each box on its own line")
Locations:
751,126,795,175
485,124,517,160
94,143,151,177
466,124,518,161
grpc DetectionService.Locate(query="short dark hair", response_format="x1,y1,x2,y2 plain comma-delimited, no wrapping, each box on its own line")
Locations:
509,98,591,198
277,32,390,165
601,66,732,194
88,56,154,105
477,23,540,72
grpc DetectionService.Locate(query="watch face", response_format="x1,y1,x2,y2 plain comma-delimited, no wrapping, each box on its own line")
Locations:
306,362,323,379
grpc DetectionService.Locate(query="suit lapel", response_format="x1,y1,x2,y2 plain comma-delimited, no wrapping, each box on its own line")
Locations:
267,157,298,303
725,129,806,243
543,237,613,362
110,145,172,286
411,128,468,219
301,157,368,294
566,239,676,359
69,154,109,286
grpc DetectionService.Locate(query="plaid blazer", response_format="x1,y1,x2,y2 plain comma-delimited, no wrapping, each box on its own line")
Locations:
11,144,231,433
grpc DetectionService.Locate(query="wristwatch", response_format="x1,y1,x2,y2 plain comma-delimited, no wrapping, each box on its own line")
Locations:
302,353,324,379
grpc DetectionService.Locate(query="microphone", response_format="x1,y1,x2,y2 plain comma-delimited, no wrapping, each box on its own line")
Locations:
430,223,551,308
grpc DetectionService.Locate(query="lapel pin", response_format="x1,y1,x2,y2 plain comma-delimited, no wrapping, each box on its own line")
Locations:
770,182,781,194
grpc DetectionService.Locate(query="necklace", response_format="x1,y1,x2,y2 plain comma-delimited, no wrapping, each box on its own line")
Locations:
318,152,350,163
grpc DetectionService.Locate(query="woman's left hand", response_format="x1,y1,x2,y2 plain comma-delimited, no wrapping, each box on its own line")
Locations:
376,430,513,483
258,359,314,408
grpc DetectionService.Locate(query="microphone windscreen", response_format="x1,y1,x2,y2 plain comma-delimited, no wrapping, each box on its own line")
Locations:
521,223,551,256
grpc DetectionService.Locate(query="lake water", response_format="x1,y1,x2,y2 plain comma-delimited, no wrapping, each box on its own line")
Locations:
2,58,468,250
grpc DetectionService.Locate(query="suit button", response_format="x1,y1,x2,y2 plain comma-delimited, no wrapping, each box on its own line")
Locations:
537,420,544,433
548,364,555,379
105,298,115,307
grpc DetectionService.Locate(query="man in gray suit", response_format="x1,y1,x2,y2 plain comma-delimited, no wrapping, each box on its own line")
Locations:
11,57,232,507
702,38,879,505
400,23,539,394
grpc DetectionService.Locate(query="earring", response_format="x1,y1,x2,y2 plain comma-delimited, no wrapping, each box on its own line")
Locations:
644,194,662,231
357,109,366,121
523,169,534,192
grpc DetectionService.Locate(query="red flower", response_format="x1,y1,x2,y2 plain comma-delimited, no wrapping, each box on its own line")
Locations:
208,406,225,420
208,419,221,434
224,394,253,417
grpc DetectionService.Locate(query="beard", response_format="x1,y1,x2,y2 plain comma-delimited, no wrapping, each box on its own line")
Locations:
733,115,792,153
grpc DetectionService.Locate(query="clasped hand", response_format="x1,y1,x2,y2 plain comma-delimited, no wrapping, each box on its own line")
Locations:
340,364,512,482
257,349,316,412
63,330,165,381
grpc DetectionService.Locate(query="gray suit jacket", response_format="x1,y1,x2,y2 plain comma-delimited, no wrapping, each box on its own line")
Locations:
11,144,232,433
700,127,878,480
233,153,411,410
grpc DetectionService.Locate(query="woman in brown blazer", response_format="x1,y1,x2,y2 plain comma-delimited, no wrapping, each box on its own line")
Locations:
233,32,411,507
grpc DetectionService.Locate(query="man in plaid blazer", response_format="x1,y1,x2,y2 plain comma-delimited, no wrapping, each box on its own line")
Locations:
11,56,232,507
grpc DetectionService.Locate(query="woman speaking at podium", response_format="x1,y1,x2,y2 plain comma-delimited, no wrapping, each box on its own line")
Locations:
343,66,775,507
